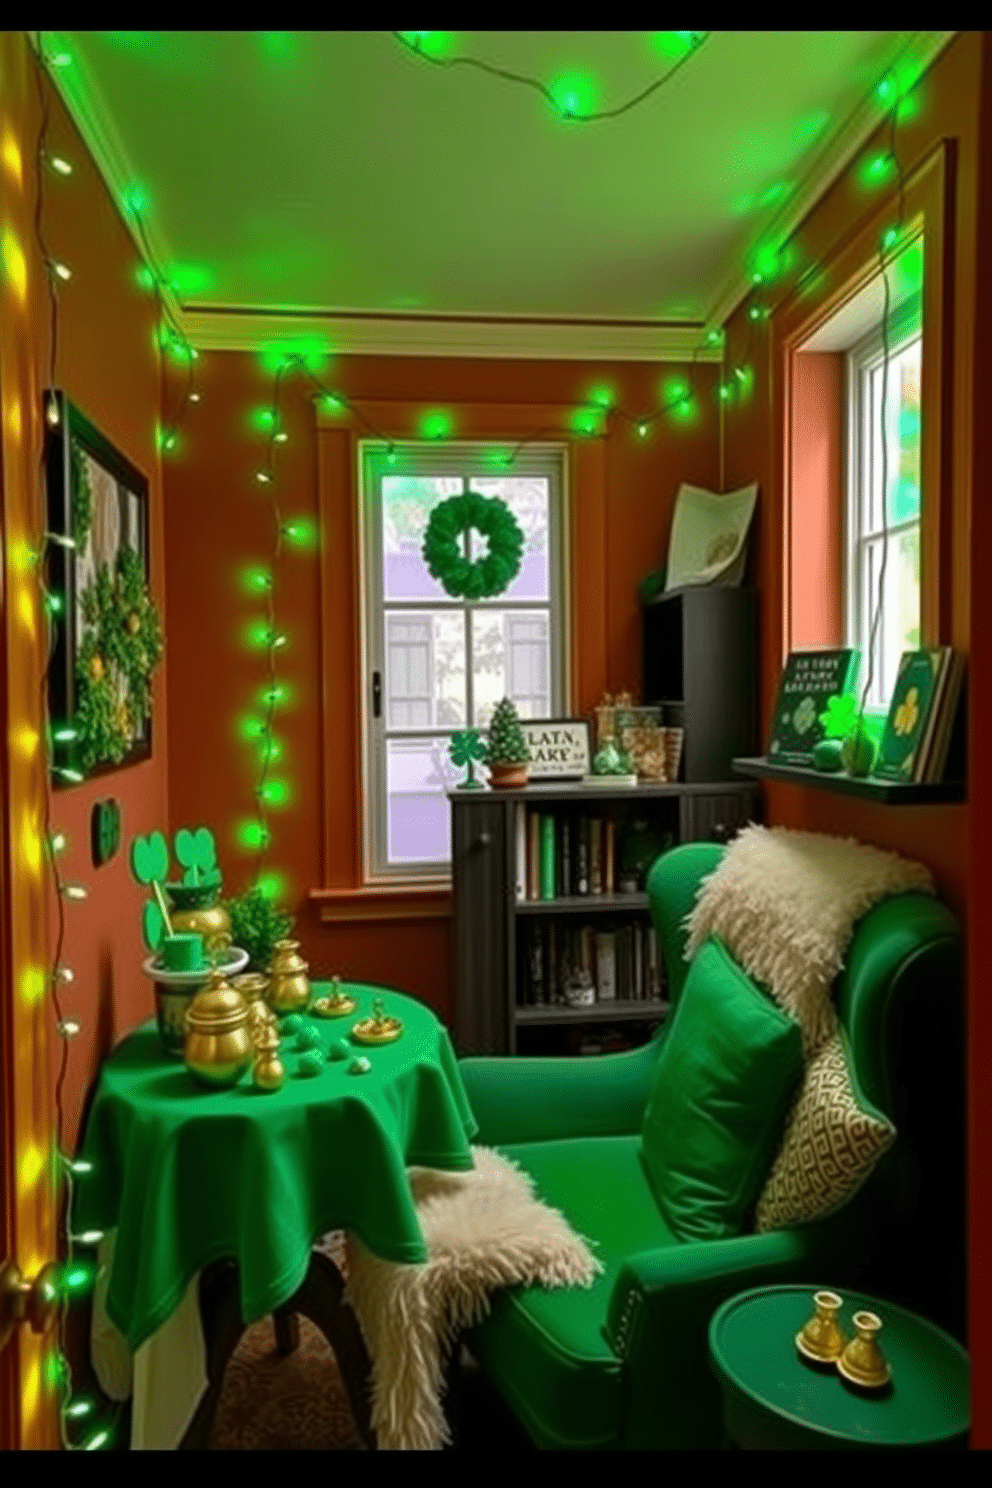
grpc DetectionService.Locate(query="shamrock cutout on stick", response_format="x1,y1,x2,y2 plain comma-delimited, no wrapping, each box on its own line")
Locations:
130,831,169,887
174,826,221,888
449,729,487,790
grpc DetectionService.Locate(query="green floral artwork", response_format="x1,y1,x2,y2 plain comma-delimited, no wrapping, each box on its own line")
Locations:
75,546,164,772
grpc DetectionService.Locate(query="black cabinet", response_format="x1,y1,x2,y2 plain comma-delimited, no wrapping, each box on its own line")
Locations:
643,587,758,782
451,780,761,1056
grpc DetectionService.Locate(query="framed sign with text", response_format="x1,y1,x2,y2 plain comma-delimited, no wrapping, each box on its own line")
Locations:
522,718,591,780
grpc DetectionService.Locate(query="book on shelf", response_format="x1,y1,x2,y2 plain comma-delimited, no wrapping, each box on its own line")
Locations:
526,920,544,1005
646,925,662,1002
633,922,644,1001
576,817,590,895
558,813,572,898
595,930,616,1001
590,819,603,895
872,648,960,784
919,652,965,783
767,648,860,766
515,804,527,901
527,811,540,901
540,814,556,900
604,820,616,895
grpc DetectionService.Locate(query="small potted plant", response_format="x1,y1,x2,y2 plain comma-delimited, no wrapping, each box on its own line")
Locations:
485,698,531,789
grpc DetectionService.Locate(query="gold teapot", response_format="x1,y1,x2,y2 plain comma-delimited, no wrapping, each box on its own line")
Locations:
184,969,254,1087
267,939,311,1015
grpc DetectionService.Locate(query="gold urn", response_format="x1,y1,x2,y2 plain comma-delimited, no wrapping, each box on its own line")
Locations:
266,939,311,1015
252,1024,286,1092
167,882,232,964
184,970,254,1087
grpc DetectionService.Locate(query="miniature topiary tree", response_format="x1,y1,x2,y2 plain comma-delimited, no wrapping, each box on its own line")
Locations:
485,698,530,779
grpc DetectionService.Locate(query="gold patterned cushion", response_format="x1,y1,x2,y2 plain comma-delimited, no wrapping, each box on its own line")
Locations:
755,1030,896,1232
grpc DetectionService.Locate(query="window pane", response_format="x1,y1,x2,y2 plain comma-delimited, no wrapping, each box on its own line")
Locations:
861,525,921,710
866,338,921,534
385,610,466,730
471,609,550,727
386,737,459,864
467,477,550,601
382,476,463,601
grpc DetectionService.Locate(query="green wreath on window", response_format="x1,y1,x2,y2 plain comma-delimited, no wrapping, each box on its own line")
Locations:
422,490,525,601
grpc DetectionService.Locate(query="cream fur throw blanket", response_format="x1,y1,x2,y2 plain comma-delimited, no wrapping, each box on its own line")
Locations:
683,825,934,1055
343,1145,602,1451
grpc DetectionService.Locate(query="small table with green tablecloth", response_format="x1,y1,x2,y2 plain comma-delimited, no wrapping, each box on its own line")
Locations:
74,983,478,1449
709,1285,970,1450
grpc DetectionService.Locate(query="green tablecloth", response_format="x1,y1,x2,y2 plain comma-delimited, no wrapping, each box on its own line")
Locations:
74,985,478,1352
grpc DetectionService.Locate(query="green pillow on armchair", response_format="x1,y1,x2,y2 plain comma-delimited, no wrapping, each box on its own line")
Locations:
640,936,804,1240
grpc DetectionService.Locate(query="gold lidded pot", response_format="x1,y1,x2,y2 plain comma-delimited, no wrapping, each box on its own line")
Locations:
267,939,311,1015
184,968,254,1087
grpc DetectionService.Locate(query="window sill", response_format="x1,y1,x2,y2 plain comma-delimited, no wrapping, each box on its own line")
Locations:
309,883,452,924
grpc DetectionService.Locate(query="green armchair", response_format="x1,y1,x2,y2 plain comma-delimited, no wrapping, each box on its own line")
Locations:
457,842,964,1450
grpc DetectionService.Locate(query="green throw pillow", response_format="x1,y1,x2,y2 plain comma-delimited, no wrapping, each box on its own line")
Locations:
640,936,804,1240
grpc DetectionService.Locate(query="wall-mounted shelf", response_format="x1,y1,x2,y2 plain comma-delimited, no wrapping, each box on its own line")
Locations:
733,757,966,804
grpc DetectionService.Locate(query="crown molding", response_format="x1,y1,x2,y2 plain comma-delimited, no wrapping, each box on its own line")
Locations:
176,306,721,362
703,29,957,334
33,29,184,331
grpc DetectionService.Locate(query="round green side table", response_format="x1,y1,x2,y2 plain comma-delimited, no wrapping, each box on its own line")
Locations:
709,1285,970,1450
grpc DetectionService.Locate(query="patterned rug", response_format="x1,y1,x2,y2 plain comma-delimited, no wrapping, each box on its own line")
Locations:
209,1313,366,1451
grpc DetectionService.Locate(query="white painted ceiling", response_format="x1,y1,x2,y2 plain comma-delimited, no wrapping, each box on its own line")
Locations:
47,30,953,356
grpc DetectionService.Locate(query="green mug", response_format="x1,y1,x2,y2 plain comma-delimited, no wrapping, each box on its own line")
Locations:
161,933,205,972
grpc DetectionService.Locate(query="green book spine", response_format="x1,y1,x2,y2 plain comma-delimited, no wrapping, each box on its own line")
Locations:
540,814,557,900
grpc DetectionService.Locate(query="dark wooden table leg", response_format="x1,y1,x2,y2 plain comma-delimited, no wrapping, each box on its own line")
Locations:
273,1306,300,1356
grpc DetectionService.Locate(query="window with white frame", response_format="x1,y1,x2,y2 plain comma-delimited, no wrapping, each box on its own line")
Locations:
846,291,922,715
359,442,567,878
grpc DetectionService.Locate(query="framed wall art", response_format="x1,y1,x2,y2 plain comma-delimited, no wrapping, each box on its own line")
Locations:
44,391,163,787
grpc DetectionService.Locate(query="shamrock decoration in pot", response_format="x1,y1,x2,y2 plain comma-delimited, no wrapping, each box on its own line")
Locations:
422,489,525,601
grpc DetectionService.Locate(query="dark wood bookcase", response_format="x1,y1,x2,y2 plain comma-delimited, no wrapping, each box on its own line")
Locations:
643,586,759,781
450,779,761,1056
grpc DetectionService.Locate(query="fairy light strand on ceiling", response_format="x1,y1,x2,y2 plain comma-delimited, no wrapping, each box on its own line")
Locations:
392,31,709,121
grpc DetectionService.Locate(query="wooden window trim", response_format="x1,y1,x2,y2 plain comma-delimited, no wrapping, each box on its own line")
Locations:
313,399,609,900
775,139,955,670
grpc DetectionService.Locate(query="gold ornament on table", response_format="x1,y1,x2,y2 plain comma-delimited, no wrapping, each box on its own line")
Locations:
837,1311,892,1389
230,972,277,1041
796,1291,848,1364
266,939,311,1015
251,1023,286,1092
351,997,403,1045
183,969,254,1088
312,974,358,1019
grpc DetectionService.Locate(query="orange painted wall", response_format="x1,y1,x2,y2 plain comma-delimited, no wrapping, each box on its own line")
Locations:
163,354,719,1024
721,30,982,924
789,352,843,649
0,32,168,1444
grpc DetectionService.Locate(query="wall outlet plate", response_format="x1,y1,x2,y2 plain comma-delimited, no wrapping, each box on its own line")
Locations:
92,799,122,867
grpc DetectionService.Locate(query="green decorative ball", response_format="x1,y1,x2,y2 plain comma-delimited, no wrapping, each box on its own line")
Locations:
298,1051,323,1078
295,1024,321,1051
812,739,845,773
281,1014,302,1035
328,1039,350,1062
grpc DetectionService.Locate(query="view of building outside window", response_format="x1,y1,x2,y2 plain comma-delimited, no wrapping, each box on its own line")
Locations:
374,468,558,866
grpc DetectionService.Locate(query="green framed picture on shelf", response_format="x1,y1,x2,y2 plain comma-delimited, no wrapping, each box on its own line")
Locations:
767,649,860,766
